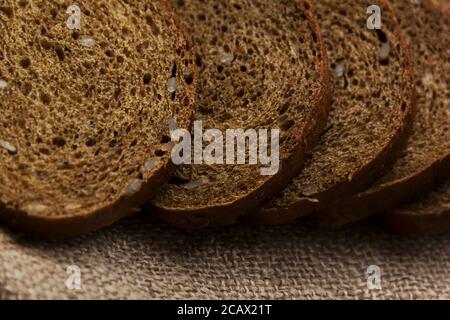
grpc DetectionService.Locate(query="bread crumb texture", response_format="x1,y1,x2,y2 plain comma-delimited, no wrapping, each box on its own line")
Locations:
0,1,196,219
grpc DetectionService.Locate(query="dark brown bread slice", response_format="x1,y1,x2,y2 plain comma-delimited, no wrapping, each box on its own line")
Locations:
382,180,450,236
148,0,331,228
0,0,197,237
246,0,415,225
320,0,450,227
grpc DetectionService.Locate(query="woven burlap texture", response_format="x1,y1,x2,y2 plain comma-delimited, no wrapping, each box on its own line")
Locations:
0,216,449,299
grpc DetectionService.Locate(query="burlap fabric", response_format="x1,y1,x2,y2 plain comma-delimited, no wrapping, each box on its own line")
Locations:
0,215,449,300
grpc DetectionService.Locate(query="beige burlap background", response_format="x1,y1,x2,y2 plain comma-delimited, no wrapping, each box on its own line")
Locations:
0,215,449,300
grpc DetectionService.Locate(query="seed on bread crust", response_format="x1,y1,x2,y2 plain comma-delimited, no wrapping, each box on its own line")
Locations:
24,203,49,215
125,179,144,196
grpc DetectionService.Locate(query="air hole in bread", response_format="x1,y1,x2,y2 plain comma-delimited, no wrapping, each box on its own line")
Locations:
195,54,202,67
380,58,389,66
0,6,13,18
155,149,166,157
160,135,171,144
143,73,151,85
39,147,50,155
52,136,66,148
55,47,65,61
22,82,32,96
71,31,80,40
50,8,57,18
109,139,117,147
198,106,213,115
279,103,289,115
41,38,51,50
376,29,388,43
171,62,178,77
184,73,194,85
19,57,31,68
221,112,232,121
40,92,52,105
145,15,160,36
105,50,114,57
86,139,96,147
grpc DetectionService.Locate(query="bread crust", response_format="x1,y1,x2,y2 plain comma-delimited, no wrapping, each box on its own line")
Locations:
322,154,450,227
382,204,450,236
149,0,332,229
0,0,198,238
381,178,450,236
246,0,416,226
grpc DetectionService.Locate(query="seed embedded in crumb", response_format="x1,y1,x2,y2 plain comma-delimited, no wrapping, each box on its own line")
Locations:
0,79,7,89
219,52,234,64
334,63,345,78
168,117,178,134
79,38,96,47
422,72,434,86
167,77,177,93
0,139,17,154
380,42,390,62
125,179,143,196
289,41,297,58
184,177,210,190
142,158,158,174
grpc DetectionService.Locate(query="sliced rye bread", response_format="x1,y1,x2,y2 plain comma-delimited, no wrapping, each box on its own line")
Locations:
148,0,331,228
0,0,197,237
245,0,416,225
319,0,450,227
382,180,450,236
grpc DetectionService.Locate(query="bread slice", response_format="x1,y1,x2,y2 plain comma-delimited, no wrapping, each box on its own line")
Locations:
148,0,331,228
0,0,197,237
245,0,416,225
382,180,450,236
319,0,450,227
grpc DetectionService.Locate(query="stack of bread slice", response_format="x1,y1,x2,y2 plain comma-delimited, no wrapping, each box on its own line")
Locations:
0,0,448,238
